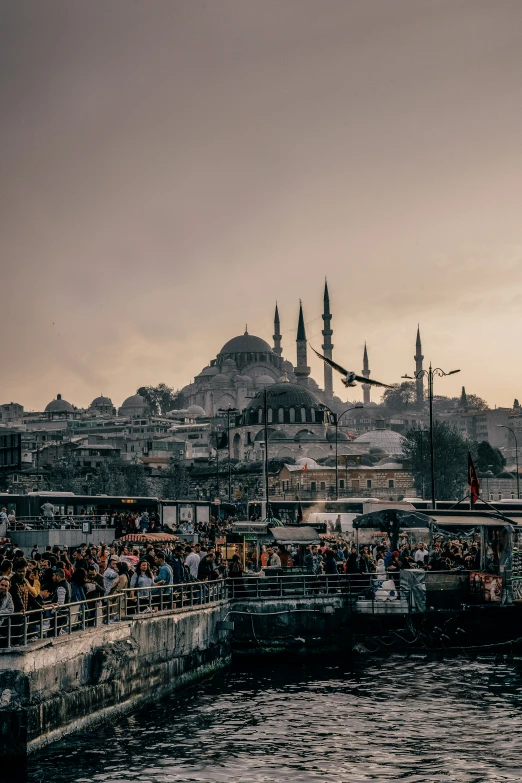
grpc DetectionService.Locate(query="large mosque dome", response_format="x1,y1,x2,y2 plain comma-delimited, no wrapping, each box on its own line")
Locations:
219,331,273,357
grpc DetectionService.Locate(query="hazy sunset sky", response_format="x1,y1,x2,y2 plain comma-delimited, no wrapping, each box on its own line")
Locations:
1,1,522,411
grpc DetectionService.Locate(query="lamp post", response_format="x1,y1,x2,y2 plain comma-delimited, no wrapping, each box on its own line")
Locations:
218,407,239,503
497,425,520,499
332,404,363,500
403,363,460,510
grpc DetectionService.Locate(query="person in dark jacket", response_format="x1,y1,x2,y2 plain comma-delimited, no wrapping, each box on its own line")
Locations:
324,548,338,575
197,553,216,581
345,546,359,574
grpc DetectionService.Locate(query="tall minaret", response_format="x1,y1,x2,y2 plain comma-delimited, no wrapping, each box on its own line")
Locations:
295,300,310,386
415,325,424,406
321,279,334,399
361,342,371,405
273,302,282,357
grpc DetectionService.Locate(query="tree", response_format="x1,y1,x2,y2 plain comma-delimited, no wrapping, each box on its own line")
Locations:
124,456,150,496
91,458,128,496
381,381,416,410
475,441,506,475
137,384,185,416
403,422,470,500
465,393,488,411
47,453,81,493
162,455,189,499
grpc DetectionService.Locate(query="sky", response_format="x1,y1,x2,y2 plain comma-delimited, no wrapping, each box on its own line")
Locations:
1,0,522,411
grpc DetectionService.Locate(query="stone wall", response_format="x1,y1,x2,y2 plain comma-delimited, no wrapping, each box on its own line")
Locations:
0,601,231,761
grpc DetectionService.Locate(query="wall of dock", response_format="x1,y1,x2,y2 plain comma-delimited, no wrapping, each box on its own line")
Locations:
0,601,231,761
230,594,352,655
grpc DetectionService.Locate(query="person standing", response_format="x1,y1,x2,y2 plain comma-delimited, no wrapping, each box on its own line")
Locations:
184,546,200,581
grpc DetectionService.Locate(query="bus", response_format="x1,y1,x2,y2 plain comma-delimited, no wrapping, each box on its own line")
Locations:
247,499,416,533
0,493,239,530
0,492,160,526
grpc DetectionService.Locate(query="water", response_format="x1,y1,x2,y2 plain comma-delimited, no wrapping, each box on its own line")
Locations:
26,656,522,782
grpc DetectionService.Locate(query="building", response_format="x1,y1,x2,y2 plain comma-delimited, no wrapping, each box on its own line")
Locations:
272,457,414,501
0,403,24,426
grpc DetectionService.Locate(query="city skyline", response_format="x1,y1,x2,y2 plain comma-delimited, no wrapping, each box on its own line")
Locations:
1,1,522,409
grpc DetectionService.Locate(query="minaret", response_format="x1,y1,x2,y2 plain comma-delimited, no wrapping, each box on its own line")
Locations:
415,325,424,406
361,342,371,405
321,279,334,399
273,303,282,357
295,300,310,386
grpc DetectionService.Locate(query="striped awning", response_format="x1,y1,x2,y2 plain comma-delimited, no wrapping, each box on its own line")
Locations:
119,532,180,543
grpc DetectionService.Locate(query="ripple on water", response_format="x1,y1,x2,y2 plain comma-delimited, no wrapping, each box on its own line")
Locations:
25,657,522,783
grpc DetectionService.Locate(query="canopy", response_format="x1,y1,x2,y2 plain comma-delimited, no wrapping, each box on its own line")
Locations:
119,532,180,544
429,514,514,528
268,525,320,545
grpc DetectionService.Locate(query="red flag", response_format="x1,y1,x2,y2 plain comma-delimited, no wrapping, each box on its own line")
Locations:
301,463,308,473
468,452,480,504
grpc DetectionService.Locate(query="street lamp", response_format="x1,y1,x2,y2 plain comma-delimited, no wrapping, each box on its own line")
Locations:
403,363,460,510
217,407,239,502
331,404,364,500
497,425,520,499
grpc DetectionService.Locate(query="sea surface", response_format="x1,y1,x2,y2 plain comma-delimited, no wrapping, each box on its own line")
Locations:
26,655,522,782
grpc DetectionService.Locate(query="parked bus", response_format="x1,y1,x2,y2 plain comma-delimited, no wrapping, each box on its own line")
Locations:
0,493,239,530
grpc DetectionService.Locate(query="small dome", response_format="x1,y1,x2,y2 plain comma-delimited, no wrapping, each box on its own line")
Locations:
219,331,273,356
120,394,148,416
211,373,229,385
353,429,405,456
45,394,74,413
295,457,319,469
326,428,349,442
269,430,289,440
294,429,321,442
254,427,276,442
90,395,113,409
186,404,207,417
256,375,275,385
375,459,403,469
235,374,252,385
222,358,237,372
198,366,220,378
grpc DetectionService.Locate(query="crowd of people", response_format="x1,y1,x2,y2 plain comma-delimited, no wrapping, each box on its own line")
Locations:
0,539,245,647
245,537,486,576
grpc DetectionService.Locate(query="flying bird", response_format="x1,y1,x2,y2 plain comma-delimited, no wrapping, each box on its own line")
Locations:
310,346,393,389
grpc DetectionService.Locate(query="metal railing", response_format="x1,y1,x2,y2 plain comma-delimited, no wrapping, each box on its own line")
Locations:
226,572,381,599
5,516,119,531
0,579,227,649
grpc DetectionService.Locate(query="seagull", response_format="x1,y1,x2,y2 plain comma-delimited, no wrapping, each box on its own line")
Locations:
310,346,393,388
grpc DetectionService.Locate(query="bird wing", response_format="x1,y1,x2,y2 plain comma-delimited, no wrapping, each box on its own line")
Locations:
310,346,349,376
353,374,393,389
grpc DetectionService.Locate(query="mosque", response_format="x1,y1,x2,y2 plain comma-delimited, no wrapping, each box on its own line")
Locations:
181,281,373,416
